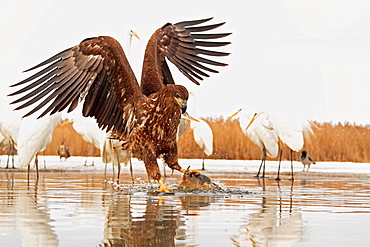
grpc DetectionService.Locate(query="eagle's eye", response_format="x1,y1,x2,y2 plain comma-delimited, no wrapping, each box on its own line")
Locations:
175,93,180,98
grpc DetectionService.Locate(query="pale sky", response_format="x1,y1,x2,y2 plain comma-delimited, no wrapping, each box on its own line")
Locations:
1,0,370,124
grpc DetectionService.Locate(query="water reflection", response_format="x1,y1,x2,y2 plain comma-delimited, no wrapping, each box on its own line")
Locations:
0,173,16,234
232,179,302,246
100,193,186,247
0,173,58,247
0,172,370,246
16,190,59,247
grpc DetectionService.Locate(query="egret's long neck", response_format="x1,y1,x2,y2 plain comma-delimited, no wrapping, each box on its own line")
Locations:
188,93,198,117
126,34,133,63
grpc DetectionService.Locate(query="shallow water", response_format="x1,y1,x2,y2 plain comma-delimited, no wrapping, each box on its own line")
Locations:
0,169,370,247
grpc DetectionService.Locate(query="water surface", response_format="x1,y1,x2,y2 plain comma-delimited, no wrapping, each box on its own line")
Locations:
0,163,370,246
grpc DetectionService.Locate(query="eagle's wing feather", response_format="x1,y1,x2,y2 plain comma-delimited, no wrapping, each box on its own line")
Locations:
161,17,231,85
141,17,231,95
9,36,142,136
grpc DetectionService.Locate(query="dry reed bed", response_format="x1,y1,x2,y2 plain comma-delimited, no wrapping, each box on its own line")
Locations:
41,119,370,163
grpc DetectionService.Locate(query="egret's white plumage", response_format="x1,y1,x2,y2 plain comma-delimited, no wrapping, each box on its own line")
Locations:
189,119,213,170
126,30,140,64
240,106,314,180
101,137,132,183
65,104,133,181
17,113,62,180
65,109,107,166
184,92,214,170
267,107,314,180
229,108,279,178
268,109,313,152
0,132,16,168
0,111,22,167
0,113,20,145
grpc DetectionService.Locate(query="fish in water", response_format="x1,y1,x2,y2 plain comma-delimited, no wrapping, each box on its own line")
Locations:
180,166,219,190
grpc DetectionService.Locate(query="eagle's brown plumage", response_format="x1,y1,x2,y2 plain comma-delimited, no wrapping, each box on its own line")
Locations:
9,17,231,190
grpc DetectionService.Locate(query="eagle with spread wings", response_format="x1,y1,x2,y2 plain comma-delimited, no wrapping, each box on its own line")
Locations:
9,17,231,191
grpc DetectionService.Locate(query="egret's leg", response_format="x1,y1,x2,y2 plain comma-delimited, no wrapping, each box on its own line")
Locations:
91,147,95,166
290,149,294,181
255,159,263,178
27,165,30,183
262,158,266,178
255,148,266,178
104,162,107,180
117,163,121,184
6,149,10,169
35,155,39,181
43,151,46,169
201,151,205,171
11,146,15,169
129,159,134,184
84,146,89,166
276,149,283,181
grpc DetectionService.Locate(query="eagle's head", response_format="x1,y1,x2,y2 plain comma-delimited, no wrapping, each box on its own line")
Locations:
162,84,189,113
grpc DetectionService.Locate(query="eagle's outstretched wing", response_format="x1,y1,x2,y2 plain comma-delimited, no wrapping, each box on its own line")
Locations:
140,17,231,96
9,18,231,136
9,36,142,135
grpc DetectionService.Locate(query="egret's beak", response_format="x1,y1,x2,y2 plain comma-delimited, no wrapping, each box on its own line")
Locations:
182,112,200,122
130,30,141,41
60,119,73,127
245,113,259,130
227,108,242,121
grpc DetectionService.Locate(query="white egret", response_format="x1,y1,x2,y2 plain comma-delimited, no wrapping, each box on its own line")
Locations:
300,150,315,172
182,92,214,170
228,108,279,178
5,140,16,168
267,108,314,180
189,119,213,170
0,134,16,168
64,106,134,181
17,113,62,181
101,137,132,183
126,30,140,63
0,110,22,169
243,107,314,180
63,109,106,166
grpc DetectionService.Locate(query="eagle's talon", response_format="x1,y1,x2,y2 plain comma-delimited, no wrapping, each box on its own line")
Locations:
156,179,173,192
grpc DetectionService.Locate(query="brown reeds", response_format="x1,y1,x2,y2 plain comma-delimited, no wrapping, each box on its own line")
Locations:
36,118,370,163
43,121,100,158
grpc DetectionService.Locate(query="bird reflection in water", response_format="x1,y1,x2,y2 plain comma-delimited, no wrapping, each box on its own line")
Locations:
231,180,302,246
0,174,58,247
100,191,216,247
100,194,186,247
